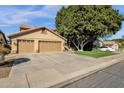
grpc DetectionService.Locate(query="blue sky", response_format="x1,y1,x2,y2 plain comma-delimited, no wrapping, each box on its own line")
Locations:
1,5,124,40
1,5,63,36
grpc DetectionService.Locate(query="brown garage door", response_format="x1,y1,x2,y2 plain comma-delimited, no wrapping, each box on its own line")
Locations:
18,40,34,53
39,41,62,52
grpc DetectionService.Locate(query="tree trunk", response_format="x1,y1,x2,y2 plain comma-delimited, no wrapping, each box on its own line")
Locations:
0,54,5,64
81,43,84,50
80,39,91,50
81,38,96,51
83,41,94,51
72,40,80,50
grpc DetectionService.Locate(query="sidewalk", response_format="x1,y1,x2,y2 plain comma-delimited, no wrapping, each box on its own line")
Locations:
0,52,124,88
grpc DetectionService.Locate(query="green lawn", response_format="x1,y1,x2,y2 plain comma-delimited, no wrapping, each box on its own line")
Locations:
74,51,117,58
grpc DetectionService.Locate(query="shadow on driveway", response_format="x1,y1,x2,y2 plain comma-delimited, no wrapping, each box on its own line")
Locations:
0,57,30,78
0,58,30,67
13,58,30,65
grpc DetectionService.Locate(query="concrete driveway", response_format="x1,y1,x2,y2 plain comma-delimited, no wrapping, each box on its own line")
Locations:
0,52,123,88
12,52,97,75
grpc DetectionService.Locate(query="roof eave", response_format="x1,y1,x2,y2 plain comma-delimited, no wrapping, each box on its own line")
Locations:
8,27,67,41
8,27,42,39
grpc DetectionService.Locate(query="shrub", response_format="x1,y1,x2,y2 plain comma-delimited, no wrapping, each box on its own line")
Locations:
0,47,10,55
0,47,11,63
3,44,11,50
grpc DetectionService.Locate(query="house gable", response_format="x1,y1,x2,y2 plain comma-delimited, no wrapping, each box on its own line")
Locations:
10,28,65,42
8,27,66,41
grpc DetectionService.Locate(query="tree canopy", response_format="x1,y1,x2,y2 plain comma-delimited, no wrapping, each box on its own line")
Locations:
55,5,124,51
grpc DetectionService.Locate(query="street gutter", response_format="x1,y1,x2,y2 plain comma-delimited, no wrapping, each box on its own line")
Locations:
49,53,124,88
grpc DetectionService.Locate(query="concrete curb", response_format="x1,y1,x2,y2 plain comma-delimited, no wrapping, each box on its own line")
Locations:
49,54,124,88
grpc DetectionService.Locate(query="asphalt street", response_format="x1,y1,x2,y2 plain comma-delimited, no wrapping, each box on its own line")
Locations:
62,61,124,88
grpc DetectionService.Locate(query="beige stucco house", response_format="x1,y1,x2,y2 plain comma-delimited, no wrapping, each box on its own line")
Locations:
8,25,66,54
102,41,120,50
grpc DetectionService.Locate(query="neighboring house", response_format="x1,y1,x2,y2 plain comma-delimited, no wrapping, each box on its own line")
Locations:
93,40,103,48
8,25,67,54
0,31,8,47
102,41,120,50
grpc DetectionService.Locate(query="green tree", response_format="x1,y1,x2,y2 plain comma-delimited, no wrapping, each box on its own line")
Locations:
55,5,124,51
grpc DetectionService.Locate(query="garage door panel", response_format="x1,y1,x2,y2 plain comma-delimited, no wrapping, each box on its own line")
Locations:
39,41,62,52
18,40,34,53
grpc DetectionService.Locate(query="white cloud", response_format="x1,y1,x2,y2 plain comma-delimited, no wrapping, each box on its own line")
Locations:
0,5,63,26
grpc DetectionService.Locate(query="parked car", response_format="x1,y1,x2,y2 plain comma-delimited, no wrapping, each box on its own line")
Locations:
99,46,115,52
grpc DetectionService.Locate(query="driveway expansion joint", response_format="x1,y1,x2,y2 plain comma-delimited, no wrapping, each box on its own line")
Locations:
25,73,30,88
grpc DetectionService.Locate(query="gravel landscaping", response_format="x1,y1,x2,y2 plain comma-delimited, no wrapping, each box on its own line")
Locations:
0,59,14,78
